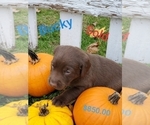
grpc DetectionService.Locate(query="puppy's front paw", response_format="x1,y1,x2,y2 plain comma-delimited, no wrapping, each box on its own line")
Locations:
52,96,67,107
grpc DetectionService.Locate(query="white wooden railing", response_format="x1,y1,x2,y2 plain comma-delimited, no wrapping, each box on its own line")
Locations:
0,0,150,63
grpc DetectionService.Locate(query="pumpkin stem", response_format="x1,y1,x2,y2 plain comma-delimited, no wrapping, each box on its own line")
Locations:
28,48,40,65
17,104,28,116
108,92,120,105
39,103,49,116
128,92,147,105
0,48,19,65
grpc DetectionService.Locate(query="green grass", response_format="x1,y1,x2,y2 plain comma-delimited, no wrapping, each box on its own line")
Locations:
81,14,110,56
0,95,27,107
122,17,131,56
14,9,28,53
35,9,60,54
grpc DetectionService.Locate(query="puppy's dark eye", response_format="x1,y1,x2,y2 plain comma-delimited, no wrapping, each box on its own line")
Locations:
64,69,71,75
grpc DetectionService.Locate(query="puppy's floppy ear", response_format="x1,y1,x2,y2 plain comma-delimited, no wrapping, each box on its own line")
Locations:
80,53,91,77
53,45,63,54
53,45,61,54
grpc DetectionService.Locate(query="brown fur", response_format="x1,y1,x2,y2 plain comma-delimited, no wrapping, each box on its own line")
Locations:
49,45,122,107
123,58,150,93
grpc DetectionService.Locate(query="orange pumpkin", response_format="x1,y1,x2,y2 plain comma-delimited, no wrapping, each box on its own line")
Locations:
122,87,150,125
73,87,121,125
28,49,55,97
0,48,28,97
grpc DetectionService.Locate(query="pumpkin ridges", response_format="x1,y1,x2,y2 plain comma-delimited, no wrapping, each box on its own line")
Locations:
0,66,27,95
116,105,122,124
46,114,62,125
5,116,27,125
28,107,39,120
122,97,136,125
14,64,28,84
143,104,150,124
0,117,19,125
49,112,73,125
0,108,16,120
45,115,60,125
28,116,45,125
28,66,53,96
29,66,48,94
38,63,52,92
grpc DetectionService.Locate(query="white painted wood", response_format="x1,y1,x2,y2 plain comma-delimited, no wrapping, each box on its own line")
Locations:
0,23,6,47
122,0,150,19
0,0,27,8
124,19,150,63
60,12,83,48
106,18,122,63
28,7,38,49
0,7,15,48
28,0,122,18
1,0,150,19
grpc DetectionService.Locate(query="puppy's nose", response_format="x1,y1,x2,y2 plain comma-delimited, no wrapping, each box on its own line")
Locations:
49,79,58,88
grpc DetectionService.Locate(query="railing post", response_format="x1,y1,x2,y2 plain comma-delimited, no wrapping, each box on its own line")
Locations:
106,18,122,63
124,19,150,63
0,7,15,48
28,7,38,49
60,12,83,48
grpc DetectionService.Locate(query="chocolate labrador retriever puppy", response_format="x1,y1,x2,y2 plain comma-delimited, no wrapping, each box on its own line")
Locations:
49,45,121,107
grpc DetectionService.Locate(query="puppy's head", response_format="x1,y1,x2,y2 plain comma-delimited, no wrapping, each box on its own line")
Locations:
49,45,91,90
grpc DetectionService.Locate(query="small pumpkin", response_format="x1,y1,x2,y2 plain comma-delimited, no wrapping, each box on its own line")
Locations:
0,100,28,125
28,100,73,125
0,48,28,97
28,49,55,97
73,87,121,125
122,87,150,125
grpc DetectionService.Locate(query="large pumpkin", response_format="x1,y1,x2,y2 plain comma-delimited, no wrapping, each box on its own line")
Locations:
122,87,150,125
28,100,73,125
0,100,28,125
0,48,28,97
73,87,121,125
28,49,55,97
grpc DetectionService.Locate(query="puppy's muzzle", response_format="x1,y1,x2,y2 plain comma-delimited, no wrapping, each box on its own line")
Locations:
49,77,64,90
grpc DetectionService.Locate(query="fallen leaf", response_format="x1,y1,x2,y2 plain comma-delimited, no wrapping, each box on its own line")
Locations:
36,9,41,13
12,8,20,13
87,42,100,54
15,35,20,39
92,22,97,26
